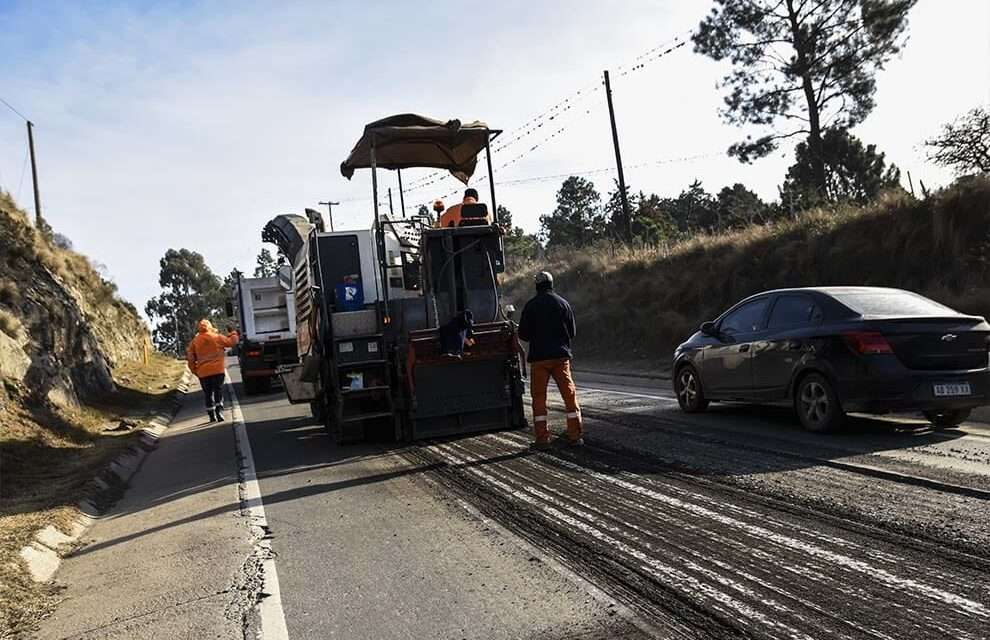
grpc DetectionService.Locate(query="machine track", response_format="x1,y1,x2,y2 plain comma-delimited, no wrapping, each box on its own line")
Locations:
407,430,990,640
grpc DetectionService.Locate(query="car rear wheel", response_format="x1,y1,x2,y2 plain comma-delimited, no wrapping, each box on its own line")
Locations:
675,365,709,413
795,373,844,433
923,409,970,429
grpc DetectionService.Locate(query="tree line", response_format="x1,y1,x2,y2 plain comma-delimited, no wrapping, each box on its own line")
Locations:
147,0,990,351
501,0,988,260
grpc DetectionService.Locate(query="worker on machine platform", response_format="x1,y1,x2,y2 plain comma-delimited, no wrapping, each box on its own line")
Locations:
518,271,583,449
438,188,492,227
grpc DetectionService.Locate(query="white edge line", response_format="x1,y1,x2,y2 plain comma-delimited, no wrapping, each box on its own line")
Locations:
227,372,291,640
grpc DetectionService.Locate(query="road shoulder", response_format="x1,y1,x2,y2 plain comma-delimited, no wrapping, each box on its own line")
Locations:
33,378,254,640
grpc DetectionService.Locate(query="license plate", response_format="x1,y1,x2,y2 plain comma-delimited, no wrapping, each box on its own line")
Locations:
934,382,971,397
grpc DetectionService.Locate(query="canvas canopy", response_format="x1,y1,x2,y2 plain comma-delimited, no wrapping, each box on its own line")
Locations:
340,114,492,185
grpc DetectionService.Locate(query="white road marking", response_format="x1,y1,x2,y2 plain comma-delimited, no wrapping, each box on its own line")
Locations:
228,374,291,640
581,385,678,402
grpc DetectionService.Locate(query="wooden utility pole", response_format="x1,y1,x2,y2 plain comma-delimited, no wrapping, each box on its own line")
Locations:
319,200,339,232
26,121,43,227
603,71,631,243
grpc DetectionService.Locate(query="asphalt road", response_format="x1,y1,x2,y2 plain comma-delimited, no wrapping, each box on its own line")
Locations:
234,364,990,640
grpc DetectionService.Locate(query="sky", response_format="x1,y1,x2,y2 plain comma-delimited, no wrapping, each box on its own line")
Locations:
0,0,988,321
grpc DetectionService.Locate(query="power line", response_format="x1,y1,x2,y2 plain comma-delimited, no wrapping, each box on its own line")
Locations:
15,146,29,201
410,152,721,211
401,32,690,192
0,96,28,121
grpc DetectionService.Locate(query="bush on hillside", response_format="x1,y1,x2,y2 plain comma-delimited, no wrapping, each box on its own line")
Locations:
502,176,990,360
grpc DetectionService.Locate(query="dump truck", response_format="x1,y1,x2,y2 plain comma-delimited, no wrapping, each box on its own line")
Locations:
229,273,298,395
266,114,527,444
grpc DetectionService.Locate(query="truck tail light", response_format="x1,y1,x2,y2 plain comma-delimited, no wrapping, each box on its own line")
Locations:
246,350,262,357
844,331,893,355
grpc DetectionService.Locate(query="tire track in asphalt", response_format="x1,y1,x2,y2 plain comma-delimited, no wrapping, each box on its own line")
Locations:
409,431,990,640
571,389,990,499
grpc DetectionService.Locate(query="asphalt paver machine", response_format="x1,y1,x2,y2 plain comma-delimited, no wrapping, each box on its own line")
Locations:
269,114,527,444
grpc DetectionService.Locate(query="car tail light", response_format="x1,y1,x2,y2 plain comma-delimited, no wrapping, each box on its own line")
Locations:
844,331,893,355
246,350,262,357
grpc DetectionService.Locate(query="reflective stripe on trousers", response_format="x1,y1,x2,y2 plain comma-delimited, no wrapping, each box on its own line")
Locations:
530,358,582,443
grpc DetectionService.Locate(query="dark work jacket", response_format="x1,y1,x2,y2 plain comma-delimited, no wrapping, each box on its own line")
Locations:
518,290,576,362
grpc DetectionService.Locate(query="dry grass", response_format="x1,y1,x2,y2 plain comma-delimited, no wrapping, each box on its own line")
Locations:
0,281,17,307
0,310,20,339
0,354,184,637
503,176,990,360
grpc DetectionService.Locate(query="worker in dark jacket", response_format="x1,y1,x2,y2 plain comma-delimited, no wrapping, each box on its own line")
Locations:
517,271,582,448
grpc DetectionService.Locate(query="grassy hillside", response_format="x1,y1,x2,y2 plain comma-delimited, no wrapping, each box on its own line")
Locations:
502,176,990,361
0,193,184,636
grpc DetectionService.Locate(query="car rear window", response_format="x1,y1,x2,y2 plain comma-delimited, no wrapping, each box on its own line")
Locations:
830,290,956,317
768,295,822,329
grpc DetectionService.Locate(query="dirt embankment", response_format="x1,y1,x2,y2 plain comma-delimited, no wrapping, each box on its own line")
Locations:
0,193,148,406
0,193,184,637
502,176,990,361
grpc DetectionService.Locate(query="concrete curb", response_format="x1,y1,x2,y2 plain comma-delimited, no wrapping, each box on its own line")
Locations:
19,370,193,583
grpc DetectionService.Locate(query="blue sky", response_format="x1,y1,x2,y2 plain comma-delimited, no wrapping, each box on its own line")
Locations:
1,0,988,317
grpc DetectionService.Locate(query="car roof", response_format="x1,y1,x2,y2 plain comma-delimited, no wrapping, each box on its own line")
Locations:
751,286,911,297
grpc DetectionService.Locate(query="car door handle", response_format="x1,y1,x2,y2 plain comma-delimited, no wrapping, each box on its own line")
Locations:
738,344,750,352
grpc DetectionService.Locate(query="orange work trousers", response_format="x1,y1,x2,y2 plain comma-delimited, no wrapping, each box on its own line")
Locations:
530,358,582,443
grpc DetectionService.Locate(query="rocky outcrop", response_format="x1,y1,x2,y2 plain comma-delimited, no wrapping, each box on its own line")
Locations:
0,193,148,409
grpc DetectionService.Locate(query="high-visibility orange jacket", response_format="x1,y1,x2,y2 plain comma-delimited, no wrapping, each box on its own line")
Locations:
437,197,492,228
186,320,239,379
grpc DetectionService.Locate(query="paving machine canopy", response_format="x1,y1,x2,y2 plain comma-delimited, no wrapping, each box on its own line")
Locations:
339,114,495,185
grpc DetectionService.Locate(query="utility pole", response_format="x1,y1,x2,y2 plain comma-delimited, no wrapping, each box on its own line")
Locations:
26,121,43,227
319,200,339,232
603,70,631,243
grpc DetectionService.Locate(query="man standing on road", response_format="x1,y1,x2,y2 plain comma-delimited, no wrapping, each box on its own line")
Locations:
186,319,239,423
518,271,582,449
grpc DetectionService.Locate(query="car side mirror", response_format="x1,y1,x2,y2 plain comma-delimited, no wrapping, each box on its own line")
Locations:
700,321,717,336
224,301,234,317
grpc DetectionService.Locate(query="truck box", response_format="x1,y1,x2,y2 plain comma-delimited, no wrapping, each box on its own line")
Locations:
234,275,299,394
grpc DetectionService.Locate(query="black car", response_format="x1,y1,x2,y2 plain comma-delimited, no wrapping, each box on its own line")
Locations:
672,287,990,432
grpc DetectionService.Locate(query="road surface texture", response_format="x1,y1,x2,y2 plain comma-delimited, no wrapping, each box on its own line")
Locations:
41,359,989,639
35,378,255,640
233,363,645,640
237,363,990,639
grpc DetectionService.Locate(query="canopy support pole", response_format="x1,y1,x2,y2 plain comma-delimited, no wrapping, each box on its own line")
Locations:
371,136,390,325
485,136,498,224
397,169,407,218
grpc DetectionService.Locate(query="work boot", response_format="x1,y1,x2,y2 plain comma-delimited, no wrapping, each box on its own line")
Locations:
207,409,216,423
556,436,584,447
530,440,552,451
215,405,225,422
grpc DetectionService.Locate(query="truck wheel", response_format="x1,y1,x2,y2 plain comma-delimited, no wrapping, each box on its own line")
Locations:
242,378,259,396
923,409,970,429
310,399,327,423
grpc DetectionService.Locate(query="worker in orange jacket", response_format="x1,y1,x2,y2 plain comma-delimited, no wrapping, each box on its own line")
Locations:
438,188,492,228
186,319,239,422
517,271,582,449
